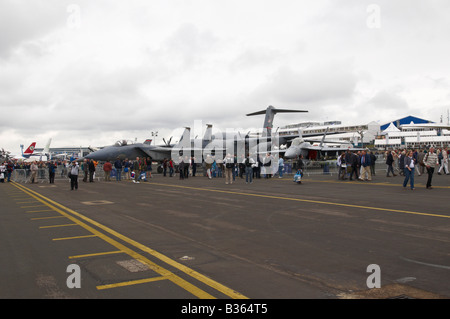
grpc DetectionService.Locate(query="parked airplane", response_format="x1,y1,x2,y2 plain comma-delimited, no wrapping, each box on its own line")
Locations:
172,105,309,162
83,137,175,163
11,142,37,160
284,129,363,159
21,138,52,162
85,105,311,166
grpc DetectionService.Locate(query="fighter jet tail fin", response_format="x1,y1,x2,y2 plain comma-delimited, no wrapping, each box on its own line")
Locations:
203,124,212,141
319,127,329,148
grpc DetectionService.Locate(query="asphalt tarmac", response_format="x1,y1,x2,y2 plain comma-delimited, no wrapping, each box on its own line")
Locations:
0,169,449,300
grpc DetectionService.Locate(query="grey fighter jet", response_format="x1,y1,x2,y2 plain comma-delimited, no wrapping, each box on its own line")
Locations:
83,137,176,162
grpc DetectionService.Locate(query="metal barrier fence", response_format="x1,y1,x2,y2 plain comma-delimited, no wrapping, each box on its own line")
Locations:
11,158,387,183
298,160,339,176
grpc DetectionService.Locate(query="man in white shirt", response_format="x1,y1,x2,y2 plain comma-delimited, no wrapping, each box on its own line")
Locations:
423,147,439,189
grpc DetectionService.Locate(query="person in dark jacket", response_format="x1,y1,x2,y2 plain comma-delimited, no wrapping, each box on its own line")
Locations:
403,150,416,190
370,151,377,176
385,151,396,177
359,150,372,181
114,157,122,181
178,157,185,180
350,152,360,181
48,161,57,184
88,159,96,182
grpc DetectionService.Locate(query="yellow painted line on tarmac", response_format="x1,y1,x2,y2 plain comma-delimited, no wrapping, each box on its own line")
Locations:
148,182,450,220
39,223,78,229
20,205,47,208
11,182,246,299
31,216,67,220
69,250,124,259
300,178,450,189
25,209,55,213
53,234,98,241
96,276,168,290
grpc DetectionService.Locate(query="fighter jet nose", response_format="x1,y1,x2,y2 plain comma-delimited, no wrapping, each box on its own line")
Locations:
284,149,294,159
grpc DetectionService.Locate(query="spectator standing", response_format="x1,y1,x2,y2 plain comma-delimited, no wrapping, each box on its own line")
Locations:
244,154,255,184
403,150,416,190
163,158,168,177
386,151,396,177
191,157,197,177
223,153,234,185
205,155,213,179
438,147,449,175
169,158,174,177
423,147,439,189
417,149,426,176
147,157,153,179
133,157,141,183
82,159,89,182
369,151,377,176
69,161,79,190
278,156,284,178
114,157,123,181
48,161,56,184
178,157,185,180
337,152,347,180
88,159,96,182
30,161,38,183
359,150,372,181
123,159,131,180
103,160,112,181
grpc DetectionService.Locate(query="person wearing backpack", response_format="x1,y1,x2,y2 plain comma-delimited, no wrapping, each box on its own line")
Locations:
69,161,80,190
223,153,234,184
243,154,255,184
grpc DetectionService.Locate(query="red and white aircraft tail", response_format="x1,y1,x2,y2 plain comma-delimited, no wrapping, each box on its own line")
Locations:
22,142,36,157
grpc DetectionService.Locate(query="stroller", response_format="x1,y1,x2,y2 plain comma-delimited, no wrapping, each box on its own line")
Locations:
293,169,303,184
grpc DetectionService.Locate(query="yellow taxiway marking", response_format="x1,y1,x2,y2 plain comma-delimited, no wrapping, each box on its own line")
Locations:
20,205,47,208
299,178,450,189
26,209,55,213
69,250,124,259
11,182,247,299
96,276,168,290
39,223,78,229
31,216,67,220
53,234,98,241
148,182,450,219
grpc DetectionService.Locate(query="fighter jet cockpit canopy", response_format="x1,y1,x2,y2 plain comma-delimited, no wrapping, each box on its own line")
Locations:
114,140,135,147
291,137,305,146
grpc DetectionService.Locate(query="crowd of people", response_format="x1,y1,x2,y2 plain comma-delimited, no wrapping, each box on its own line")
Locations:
336,147,447,190
1,146,448,191
162,153,281,184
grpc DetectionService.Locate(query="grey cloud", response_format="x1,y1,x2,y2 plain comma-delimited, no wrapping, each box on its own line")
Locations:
366,90,409,110
0,0,69,58
255,60,357,106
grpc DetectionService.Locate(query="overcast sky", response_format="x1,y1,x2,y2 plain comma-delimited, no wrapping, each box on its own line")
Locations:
1,0,450,153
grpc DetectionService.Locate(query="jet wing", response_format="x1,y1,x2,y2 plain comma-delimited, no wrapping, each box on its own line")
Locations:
136,146,172,159
300,145,364,152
